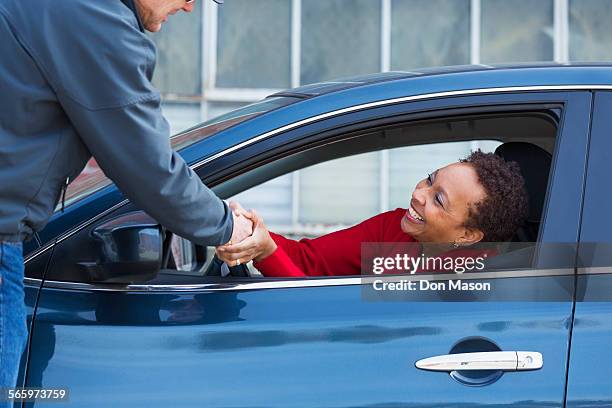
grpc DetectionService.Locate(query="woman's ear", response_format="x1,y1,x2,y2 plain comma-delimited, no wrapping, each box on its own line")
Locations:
457,228,484,246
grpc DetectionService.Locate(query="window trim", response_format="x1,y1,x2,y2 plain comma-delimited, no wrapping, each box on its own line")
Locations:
190,85,593,171
25,268,571,292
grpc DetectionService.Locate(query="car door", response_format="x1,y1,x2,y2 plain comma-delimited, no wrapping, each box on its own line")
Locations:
25,90,589,407
566,91,612,408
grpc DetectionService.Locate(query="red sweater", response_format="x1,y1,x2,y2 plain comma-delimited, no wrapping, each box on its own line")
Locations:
254,208,496,277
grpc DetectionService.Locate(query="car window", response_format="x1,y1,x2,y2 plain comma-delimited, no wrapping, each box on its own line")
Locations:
166,141,502,276
229,141,505,278
164,110,559,279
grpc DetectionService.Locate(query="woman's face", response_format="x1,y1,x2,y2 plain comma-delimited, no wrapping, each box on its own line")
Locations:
400,162,486,244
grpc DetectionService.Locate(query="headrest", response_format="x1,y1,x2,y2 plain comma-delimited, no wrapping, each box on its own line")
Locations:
494,142,551,223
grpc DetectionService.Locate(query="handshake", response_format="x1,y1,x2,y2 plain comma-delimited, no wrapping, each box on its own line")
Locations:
216,201,277,267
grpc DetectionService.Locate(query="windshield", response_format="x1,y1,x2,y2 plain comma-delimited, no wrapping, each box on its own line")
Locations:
61,96,298,209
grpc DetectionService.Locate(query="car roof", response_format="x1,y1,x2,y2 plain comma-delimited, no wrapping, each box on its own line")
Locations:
269,62,612,98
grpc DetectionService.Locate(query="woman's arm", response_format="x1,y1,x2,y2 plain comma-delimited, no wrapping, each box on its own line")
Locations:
216,210,316,277
217,205,405,277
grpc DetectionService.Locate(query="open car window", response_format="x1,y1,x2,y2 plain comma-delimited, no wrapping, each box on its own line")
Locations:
162,110,559,280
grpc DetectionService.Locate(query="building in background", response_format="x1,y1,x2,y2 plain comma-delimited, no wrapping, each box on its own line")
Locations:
147,0,610,237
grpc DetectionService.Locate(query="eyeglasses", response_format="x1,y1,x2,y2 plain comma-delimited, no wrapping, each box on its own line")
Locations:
185,0,224,4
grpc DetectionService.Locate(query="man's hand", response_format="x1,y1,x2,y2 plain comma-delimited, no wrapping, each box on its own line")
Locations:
226,201,254,245
217,209,277,266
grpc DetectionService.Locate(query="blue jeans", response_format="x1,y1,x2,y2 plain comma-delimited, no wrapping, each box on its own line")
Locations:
0,242,27,401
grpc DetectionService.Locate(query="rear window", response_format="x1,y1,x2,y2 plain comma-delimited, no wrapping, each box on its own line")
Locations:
61,96,298,209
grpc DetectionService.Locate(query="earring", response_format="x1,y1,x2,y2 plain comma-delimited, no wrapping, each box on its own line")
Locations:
452,241,460,248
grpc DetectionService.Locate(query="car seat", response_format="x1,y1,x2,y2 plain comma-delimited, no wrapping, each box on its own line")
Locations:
494,141,552,242
478,142,552,271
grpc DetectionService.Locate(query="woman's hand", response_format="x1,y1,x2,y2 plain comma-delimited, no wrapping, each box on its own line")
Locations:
216,208,277,266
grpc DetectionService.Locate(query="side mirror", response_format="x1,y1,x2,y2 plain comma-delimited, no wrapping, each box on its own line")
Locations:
84,211,163,283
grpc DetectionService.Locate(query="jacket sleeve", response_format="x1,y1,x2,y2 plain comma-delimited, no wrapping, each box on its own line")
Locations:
33,1,233,246
60,97,234,246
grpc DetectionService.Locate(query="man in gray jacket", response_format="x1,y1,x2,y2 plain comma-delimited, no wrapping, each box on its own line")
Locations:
0,0,251,395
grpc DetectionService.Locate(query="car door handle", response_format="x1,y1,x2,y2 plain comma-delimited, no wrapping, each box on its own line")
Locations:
416,351,543,372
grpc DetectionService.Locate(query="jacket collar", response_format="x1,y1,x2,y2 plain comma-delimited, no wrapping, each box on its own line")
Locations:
120,0,145,32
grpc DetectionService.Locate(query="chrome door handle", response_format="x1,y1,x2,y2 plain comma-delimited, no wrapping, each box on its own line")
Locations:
416,351,543,372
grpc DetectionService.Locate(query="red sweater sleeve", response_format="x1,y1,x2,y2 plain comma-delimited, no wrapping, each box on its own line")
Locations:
254,209,408,277
252,243,308,277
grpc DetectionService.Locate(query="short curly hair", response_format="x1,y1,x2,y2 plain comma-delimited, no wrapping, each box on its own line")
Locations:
460,150,529,242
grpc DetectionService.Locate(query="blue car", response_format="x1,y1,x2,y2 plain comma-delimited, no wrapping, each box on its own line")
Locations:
16,64,612,407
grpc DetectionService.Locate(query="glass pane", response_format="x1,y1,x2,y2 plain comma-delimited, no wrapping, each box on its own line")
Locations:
300,152,380,225
170,98,298,152
150,3,202,95
481,0,554,64
569,0,612,60
161,102,201,135
391,0,470,69
301,0,381,85
63,158,111,208
389,141,501,210
217,0,291,88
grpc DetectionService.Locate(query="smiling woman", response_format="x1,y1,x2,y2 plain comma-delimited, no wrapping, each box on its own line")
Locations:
216,150,529,277
400,161,488,245
402,150,528,245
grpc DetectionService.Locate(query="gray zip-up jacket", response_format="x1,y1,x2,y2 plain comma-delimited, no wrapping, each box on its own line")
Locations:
0,0,233,244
